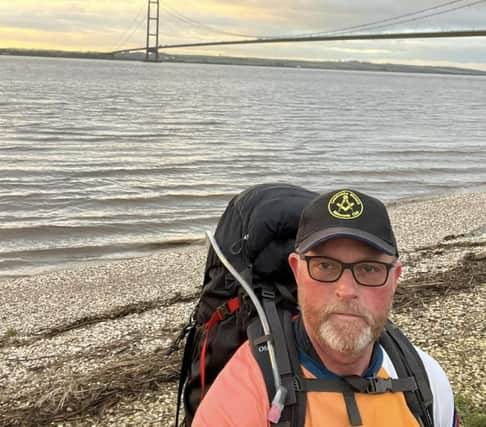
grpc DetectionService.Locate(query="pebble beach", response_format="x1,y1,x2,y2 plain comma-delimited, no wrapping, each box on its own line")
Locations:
1,191,485,426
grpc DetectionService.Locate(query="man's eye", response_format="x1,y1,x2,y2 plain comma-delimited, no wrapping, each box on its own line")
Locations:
318,262,334,270
360,263,380,273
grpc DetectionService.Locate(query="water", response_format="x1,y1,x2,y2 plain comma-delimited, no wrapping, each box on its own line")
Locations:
1,55,485,279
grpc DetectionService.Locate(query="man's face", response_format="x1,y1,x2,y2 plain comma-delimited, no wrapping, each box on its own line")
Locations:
289,237,401,356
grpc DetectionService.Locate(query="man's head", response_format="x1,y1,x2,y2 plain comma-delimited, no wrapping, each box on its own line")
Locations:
289,189,401,358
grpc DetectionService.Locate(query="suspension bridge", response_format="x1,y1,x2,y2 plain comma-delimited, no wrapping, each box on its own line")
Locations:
110,0,486,62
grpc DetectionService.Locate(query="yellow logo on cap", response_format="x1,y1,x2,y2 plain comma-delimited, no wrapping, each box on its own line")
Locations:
328,190,363,219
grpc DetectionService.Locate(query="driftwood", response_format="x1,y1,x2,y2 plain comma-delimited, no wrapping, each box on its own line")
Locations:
0,349,181,426
395,255,485,307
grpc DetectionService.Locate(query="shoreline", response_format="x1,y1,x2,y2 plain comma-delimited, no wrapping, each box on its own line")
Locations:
2,185,486,283
0,190,485,425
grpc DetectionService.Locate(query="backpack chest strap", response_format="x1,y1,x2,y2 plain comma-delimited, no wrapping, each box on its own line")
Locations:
343,375,418,394
297,375,417,394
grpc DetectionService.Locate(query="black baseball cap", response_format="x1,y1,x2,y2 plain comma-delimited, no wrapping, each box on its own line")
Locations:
295,189,398,257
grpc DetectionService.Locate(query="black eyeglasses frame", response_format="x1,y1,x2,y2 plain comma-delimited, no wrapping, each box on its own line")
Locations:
299,254,397,287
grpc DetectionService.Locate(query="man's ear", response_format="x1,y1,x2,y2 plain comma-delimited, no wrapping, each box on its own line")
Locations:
288,252,300,283
391,259,402,292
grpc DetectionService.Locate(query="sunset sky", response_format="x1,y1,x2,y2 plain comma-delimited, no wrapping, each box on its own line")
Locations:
1,0,486,70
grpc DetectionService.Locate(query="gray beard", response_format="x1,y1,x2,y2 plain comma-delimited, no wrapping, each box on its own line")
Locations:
319,313,374,354
302,299,390,356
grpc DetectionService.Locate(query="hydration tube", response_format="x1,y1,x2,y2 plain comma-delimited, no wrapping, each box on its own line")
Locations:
205,231,288,423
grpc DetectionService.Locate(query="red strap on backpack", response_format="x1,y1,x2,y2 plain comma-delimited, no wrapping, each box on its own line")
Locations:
200,296,240,397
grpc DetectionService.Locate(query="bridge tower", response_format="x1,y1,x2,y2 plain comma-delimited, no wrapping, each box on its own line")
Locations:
145,0,160,61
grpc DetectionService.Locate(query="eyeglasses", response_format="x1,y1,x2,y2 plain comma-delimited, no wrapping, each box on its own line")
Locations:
299,255,396,287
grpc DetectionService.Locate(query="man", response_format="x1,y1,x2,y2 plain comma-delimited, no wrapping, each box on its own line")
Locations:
192,189,456,427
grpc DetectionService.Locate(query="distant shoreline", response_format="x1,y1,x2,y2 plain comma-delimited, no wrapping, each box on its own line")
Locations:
2,48,486,76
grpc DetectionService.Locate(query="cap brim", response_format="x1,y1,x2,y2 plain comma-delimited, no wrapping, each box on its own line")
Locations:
296,227,397,256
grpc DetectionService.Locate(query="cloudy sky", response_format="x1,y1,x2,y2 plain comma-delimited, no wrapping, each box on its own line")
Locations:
1,0,485,70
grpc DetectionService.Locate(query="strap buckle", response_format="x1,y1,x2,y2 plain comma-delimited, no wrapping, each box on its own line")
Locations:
366,377,393,394
217,303,231,319
293,376,304,392
261,288,276,299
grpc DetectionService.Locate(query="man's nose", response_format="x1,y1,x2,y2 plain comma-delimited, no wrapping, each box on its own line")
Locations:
335,268,359,299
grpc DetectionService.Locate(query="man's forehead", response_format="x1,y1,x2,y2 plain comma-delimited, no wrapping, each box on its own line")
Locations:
308,237,387,257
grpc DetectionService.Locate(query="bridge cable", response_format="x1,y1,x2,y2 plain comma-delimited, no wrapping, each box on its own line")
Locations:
159,2,257,38
112,1,147,51
316,0,486,37
301,0,485,37
159,0,485,41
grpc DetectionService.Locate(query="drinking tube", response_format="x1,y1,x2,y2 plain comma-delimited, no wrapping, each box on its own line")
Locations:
205,231,287,423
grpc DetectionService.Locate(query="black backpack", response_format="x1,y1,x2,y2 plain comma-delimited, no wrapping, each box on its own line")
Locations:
173,183,434,427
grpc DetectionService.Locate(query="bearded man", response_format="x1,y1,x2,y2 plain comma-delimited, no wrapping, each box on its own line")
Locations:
193,189,456,427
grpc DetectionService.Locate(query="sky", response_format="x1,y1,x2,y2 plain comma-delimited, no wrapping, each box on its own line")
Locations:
1,0,486,70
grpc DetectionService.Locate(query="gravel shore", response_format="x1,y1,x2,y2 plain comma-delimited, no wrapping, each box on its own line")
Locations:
1,191,485,426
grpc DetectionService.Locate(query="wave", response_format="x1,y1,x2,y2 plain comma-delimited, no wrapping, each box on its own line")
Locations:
92,191,235,204
0,214,220,240
371,148,483,157
0,236,207,279
1,236,205,259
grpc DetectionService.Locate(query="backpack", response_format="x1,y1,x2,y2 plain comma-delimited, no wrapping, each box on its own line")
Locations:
173,183,434,427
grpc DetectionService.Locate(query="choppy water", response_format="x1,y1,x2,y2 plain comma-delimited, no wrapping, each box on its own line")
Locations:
1,55,485,279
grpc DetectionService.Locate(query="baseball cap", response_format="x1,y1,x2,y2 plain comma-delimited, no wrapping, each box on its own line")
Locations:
295,189,398,257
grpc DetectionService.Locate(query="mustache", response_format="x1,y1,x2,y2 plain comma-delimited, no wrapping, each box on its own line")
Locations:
321,301,374,324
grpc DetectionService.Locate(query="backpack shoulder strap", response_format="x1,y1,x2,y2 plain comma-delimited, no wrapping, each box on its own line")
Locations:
174,321,197,427
281,310,307,427
248,300,306,427
380,321,435,427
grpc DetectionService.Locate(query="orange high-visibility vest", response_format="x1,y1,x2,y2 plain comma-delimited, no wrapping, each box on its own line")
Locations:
193,341,454,427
